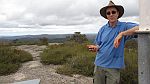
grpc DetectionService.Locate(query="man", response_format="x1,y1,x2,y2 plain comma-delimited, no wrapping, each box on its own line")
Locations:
87,1,139,84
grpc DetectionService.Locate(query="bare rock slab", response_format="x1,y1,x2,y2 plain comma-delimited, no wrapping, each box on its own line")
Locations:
11,79,40,84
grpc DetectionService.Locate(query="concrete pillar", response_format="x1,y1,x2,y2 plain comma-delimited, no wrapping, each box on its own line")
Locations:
137,0,150,84
137,33,150,84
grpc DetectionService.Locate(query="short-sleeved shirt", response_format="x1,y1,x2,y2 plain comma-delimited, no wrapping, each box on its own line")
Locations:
94,21,138,69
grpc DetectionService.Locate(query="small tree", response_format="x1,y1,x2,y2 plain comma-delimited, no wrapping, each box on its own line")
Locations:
38,37,48,45
12,39,19,44
67,32,88,43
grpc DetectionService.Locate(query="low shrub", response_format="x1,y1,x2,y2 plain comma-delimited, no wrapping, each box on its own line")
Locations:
0,63,20,76
0,45,33,76
41,41,138,84
14,49,33,62
120,48,138,84
40,42,83,65
40,44,76,65
57,53,95,76
56,64,75,76
0,46,20,64
41,41,95,76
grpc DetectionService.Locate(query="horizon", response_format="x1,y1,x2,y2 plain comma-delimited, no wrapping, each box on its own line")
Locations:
0,32,97,37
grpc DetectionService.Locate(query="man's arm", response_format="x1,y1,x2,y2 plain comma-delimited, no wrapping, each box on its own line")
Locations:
114,26,139,48
120,26,139,36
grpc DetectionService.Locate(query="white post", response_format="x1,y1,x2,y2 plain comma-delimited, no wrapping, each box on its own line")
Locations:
139,0,150,31
137,0,150,84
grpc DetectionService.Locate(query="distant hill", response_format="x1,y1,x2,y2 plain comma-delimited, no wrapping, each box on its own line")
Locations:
0,34,97,43
0,34,71,40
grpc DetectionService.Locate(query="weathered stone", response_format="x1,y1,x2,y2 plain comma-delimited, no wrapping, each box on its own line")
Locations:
11,79,40,84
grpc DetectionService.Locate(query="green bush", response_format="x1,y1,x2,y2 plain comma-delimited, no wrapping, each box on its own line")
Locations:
56,64,75,76
38,37,49,46
41,41,95,76
11,39,38,46
0,45,33,76
0,46,33,63
14,49,33,62
0,63,20,75
41,44,76,65
40,42,82,65
0,46,20,64
120,48,138,84
41,41,138,84
57,53,95,76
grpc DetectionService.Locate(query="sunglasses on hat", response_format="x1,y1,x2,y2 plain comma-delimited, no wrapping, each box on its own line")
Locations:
106,11,117,15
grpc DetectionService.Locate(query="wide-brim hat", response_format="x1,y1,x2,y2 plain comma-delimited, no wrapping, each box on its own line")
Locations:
100,1,124,19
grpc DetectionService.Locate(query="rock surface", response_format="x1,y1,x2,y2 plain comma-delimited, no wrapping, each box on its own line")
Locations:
0,45,93,84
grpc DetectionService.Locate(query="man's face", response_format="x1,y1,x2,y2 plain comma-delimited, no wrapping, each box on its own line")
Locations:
106,7,119,23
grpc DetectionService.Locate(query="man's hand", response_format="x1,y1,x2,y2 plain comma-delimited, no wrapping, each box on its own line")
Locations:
86,45,98,52
114,32,124,48
114,26,139,48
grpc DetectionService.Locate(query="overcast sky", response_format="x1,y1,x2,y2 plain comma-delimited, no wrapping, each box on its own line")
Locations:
0,0,139,36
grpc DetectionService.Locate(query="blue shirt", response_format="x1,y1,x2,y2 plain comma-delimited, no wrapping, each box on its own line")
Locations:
94,21,138,69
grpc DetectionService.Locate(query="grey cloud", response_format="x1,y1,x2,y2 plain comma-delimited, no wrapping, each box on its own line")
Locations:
0,0,139,28
0,22,18,28
16,0,100,25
